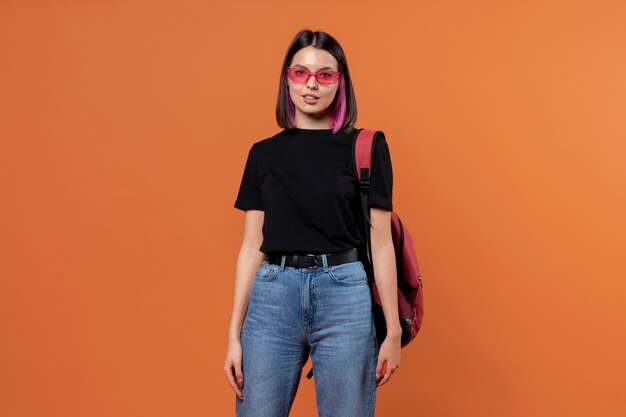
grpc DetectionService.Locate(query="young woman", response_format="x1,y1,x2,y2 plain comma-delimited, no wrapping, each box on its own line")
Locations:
224,29,401,417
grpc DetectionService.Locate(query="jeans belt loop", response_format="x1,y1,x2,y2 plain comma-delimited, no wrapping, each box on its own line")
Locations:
321,254,329,272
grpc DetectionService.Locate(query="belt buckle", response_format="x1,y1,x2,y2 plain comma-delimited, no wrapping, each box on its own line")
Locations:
304,254,318,269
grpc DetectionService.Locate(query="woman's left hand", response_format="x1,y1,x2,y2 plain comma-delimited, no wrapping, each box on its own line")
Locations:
375,333,401,387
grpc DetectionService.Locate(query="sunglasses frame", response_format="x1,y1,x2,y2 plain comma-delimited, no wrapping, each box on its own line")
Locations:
285,67,342,85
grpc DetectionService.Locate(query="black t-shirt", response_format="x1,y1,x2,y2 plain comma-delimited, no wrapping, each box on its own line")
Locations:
233,126,393,254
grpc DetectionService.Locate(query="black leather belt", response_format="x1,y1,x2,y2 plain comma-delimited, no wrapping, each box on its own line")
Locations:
266,248,359,269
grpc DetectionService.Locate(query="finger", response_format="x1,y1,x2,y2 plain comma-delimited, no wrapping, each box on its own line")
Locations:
377,372,391,387
224,366,243,399
389,363,399,375
375,359,386,381
234,360,244,388
225,368,242,398
377,361,402,387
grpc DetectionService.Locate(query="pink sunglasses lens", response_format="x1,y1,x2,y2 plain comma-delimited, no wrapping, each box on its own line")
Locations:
316,72,339,84
286,68,307,82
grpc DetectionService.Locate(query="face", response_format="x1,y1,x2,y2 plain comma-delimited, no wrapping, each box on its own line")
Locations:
286,46,340,124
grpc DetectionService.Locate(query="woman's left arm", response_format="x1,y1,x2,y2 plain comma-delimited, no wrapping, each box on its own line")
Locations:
369,206,401,387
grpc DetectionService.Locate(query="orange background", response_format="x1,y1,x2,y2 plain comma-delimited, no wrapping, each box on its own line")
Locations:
1,1,625,416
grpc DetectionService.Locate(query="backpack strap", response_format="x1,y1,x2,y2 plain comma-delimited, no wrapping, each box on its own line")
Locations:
353,128,380,280
353,128,375,226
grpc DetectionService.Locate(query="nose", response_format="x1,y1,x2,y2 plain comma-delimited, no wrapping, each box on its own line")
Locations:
306,74,318,89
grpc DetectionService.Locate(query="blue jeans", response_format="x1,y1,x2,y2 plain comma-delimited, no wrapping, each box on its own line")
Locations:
236,249,378,417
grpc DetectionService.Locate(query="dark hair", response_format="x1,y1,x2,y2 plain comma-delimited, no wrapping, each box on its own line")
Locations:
276,30,358,135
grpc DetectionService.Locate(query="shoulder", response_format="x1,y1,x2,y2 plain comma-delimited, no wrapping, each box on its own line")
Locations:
366,129,392,163
250,130,287,151
373,129,388,142
243,130,288,165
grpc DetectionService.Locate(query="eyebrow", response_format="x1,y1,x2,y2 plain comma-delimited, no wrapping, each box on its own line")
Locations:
293,64,336,71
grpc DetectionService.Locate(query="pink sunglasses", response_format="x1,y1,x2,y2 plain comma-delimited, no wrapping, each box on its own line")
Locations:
286,67,341,85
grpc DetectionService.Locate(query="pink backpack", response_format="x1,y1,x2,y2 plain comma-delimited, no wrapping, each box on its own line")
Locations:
354,128,424,349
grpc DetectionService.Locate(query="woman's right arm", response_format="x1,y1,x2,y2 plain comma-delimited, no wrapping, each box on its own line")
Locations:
223,209,265,400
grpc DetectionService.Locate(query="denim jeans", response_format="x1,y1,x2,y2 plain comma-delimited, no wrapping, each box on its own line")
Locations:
236,248,378,417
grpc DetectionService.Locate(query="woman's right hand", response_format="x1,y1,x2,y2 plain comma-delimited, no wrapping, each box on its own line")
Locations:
223,338,244,400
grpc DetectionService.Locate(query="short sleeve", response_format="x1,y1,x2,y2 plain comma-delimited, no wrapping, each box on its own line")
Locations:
368,133,393,211
234,144,264,211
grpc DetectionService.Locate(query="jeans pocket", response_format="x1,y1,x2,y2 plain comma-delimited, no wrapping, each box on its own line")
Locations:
328,261,368,286
254,261,280,282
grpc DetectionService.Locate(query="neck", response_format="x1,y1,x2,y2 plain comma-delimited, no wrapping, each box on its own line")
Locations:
294,111,330,130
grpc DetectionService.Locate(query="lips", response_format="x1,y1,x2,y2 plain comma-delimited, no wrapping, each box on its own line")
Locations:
303,94,319,104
